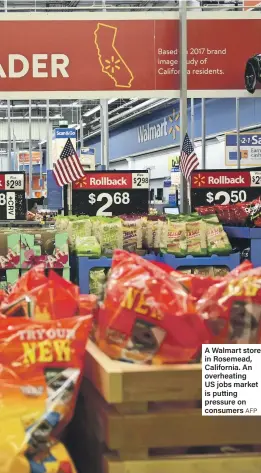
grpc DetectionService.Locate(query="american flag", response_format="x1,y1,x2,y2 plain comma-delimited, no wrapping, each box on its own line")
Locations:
180,133,199,180
53,138,85,187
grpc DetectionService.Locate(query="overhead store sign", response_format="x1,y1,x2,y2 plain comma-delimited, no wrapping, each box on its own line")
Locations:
191,168,261,210
225,133,261,167
0,172,26,220
0,12,261,98
71,171,149,216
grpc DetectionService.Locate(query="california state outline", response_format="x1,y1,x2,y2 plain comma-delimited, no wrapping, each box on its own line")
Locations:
94,23,134,89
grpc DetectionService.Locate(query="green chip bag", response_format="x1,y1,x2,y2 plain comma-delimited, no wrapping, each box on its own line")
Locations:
167,220,187,256
75,236,101,258
205,219,232,256
186,217,207,256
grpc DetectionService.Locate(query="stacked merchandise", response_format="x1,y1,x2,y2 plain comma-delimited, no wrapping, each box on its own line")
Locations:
55,214,233,297
56,213,232,258
0,265,95,473
0,254,261,469
92,251,261,364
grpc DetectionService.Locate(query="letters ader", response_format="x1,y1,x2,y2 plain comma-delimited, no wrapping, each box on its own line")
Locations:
0,54,70,79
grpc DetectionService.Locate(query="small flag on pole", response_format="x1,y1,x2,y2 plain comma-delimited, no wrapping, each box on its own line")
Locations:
53,138,85,187
180,133,199,180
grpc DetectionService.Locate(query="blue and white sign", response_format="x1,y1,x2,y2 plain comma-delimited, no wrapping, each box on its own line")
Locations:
52,128,77,165
225,133,261,167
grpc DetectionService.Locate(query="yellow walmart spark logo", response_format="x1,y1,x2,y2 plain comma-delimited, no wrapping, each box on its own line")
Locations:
168,110,180,140
94,23,134,89
193,174,206,187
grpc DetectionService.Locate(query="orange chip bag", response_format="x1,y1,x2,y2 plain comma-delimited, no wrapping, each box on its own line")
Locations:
0,315,92,473
98,250,209,364
197,264,261,344
1,265,97,321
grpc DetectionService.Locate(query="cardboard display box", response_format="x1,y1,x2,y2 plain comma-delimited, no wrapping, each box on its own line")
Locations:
20,230,69,269
0,231,21,269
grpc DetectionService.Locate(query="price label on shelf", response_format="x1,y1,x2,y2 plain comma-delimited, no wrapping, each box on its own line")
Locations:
191,168,261,210
72,171,149,216
0,172,26,220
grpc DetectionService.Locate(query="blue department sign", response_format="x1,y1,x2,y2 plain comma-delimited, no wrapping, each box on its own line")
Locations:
225,133,261,167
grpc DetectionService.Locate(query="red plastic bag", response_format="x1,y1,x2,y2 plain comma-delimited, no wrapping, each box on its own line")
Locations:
98,250,209,364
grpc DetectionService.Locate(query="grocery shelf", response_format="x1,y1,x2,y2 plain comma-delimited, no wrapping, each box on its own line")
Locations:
224,226,261,267
78,252,241,294
163,252,240,270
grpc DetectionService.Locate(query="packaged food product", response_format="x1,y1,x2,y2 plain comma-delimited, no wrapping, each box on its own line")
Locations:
196,206,216,216
1,265,97,321
67,217,92,249
98,250,208,364
90,268,106,299
98,218,123,256
0,315,92,473
193,266,214,277
213,266,230,277
197,264,261,344
166,219,187,256
146,216,168,250
205,216,232,255
121,215,143,252
75,236,101,258
186,217,207,256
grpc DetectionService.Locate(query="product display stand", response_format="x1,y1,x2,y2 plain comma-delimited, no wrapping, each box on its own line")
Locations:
77,341,261,473
77,252,241,294
224,227,261,267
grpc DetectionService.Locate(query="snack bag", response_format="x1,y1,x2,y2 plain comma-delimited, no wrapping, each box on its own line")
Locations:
166,219,187,256
193,266,214,277
98,250,208,364
75,236,101,258
121,215,143,252
197,264,261,344
205,215,232,255
68,217,92,250
213,266,230,277
1,265,97,321
90,268,106,300
186,217,207,256
196,206,216,216
0,315,92,473
146,216,167,250
99,218,123,256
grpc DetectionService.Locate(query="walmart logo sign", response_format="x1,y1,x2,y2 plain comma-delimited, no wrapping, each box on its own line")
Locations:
137,110,180,144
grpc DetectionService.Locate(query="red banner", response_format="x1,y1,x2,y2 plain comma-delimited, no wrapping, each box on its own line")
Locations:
0,14,261,96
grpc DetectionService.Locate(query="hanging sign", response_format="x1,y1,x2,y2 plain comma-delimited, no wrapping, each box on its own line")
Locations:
52,128,77,164
72,171,149,216
191,168,261,211
1,13,261,98
18,151,41,166
225,133,261,167
0,172,26,220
